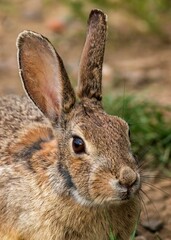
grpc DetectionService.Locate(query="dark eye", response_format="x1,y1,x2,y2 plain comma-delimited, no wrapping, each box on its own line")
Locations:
72,136,85,154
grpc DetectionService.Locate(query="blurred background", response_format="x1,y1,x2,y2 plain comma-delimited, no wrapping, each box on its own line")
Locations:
0,0,171,239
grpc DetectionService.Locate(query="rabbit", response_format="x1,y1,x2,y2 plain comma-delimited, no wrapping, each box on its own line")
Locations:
0,9,141,240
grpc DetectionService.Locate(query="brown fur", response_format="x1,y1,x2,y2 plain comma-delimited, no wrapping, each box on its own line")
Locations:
0,9,141,240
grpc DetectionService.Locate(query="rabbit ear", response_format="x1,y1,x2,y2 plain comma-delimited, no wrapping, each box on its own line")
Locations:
77,9,107,102
17,30,76,122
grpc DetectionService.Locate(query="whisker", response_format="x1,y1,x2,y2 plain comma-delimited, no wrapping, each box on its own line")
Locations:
138,192,149,222
137,162,145,170
138,146,153,159
140,189,161,219
141,174,171,180
141,181,170,197
137,159,149,171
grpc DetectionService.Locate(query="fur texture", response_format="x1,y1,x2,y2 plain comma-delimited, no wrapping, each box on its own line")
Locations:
0,9,141,240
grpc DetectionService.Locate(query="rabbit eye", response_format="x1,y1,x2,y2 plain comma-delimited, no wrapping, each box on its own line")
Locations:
72,136,85,154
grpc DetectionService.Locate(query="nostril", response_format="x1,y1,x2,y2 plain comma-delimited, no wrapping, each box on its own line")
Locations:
119,166,137,188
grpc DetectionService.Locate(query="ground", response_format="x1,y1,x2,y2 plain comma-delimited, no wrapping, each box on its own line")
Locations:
0,1,171,239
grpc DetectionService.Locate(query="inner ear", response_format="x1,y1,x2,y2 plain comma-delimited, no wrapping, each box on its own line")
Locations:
17,30,76,122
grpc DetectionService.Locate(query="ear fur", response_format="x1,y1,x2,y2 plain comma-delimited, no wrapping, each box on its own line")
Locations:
77,9,107,102
17,30,76,122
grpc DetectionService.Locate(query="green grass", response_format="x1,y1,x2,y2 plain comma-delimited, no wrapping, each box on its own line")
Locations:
108,209,140,240
103,95,171,170
109,224,137,239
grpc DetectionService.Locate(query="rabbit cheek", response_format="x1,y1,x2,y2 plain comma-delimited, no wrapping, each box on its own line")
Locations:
67,157,91,203
58,162,75,190
89,169,118,205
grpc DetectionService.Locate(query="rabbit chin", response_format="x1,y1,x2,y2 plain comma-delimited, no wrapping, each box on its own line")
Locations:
70,188,130,207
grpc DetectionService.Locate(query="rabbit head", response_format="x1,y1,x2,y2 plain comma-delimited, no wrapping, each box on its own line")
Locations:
17,9,140,206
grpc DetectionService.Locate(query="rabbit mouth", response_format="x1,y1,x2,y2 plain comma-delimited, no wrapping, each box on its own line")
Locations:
114,175,141,202
119,189,137,201
71,189,139,207
70,180,140,207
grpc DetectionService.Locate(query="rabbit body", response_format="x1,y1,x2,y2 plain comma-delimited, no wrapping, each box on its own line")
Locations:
0,96,140,240
0,10,141,240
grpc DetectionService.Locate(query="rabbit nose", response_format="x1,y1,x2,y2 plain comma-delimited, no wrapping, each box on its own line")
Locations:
119,166,137,187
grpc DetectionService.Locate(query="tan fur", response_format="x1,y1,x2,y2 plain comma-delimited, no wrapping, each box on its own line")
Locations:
0,9,141,240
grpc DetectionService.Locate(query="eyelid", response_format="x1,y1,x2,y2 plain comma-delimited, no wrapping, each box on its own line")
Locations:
71,130,85,140
72,134,83,139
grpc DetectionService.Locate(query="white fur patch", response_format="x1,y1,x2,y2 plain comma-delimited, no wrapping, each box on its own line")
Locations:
71,189,93,206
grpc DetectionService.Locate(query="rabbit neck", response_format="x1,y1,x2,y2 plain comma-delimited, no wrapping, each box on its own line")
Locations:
42,193,140,240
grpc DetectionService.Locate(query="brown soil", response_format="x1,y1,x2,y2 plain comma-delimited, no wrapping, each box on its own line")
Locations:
138,179,171,240
0,1,171,239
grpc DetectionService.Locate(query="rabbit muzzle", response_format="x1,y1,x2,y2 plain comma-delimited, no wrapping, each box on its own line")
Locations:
86,164,141,205
117,166,140,201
